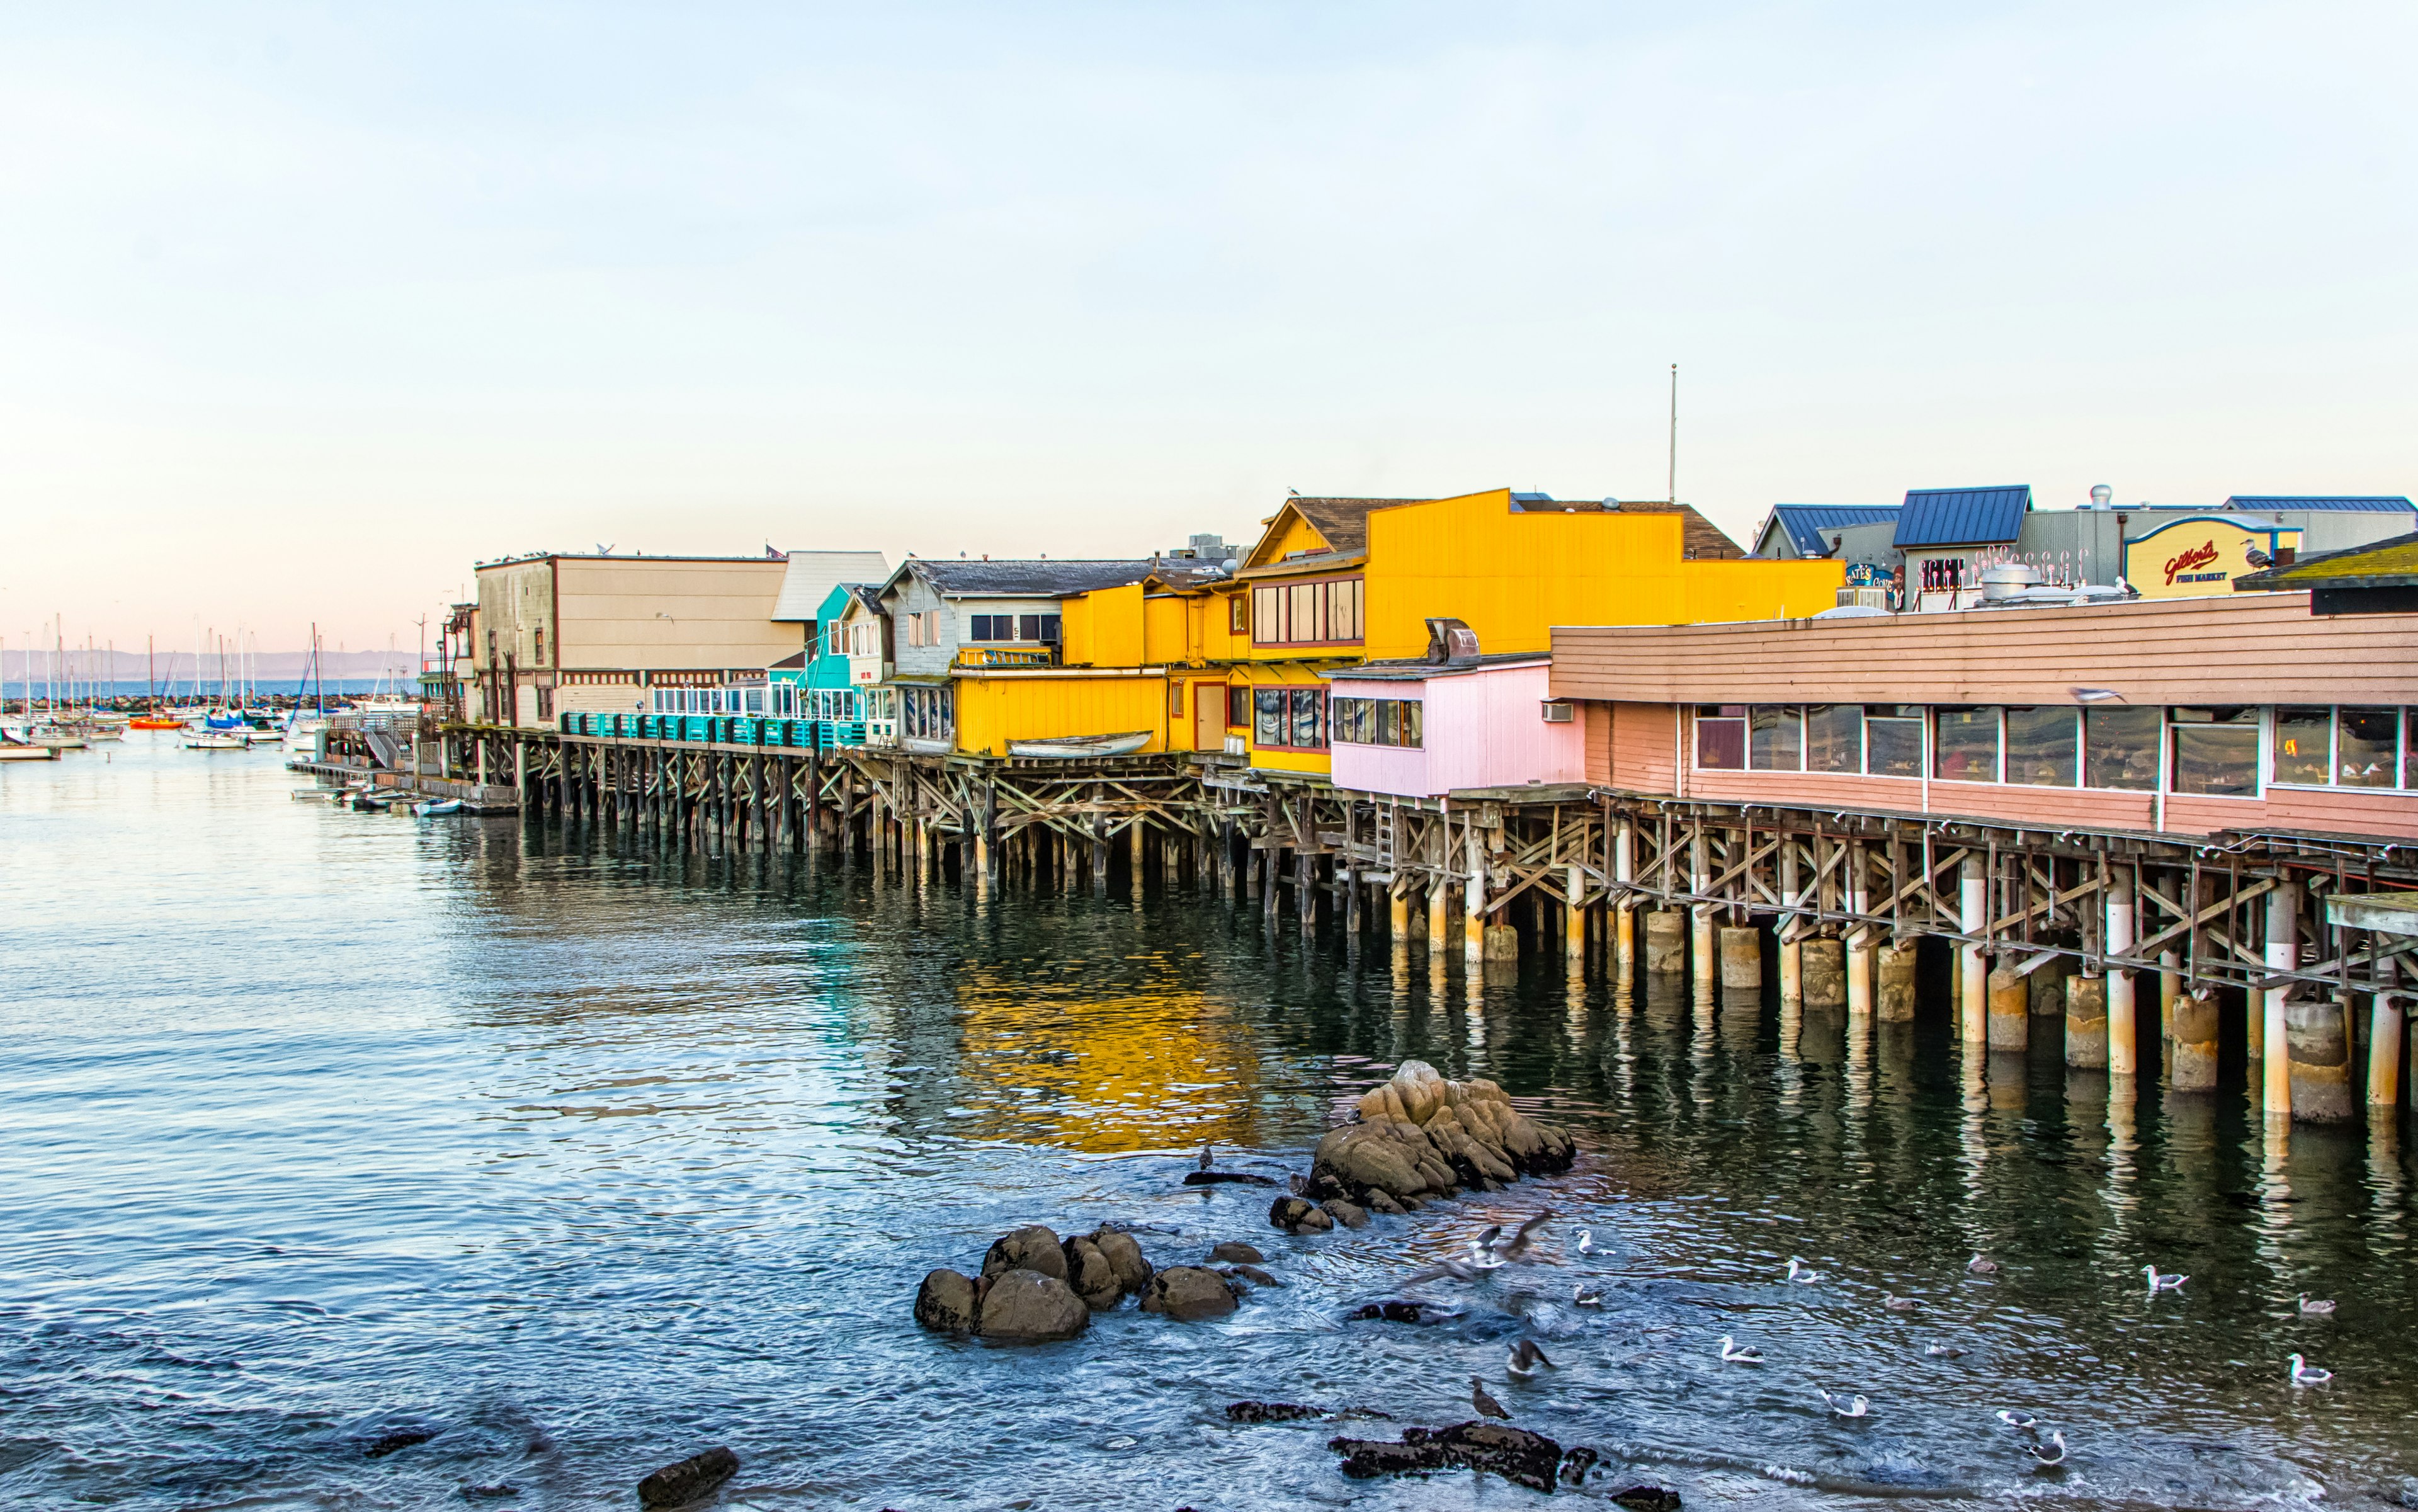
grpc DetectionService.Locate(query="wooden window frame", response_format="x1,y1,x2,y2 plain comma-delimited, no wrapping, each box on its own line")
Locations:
1249,574,1365,649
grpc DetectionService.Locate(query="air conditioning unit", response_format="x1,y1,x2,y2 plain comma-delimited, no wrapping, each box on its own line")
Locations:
1540,700,1574,724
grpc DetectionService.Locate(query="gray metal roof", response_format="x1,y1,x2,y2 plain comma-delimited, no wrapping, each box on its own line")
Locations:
1893,486,2032,549
1765,504,1901,557
2222,495,2416,514
907,559,1156,598
1325,651,1550,683
771,550,890,620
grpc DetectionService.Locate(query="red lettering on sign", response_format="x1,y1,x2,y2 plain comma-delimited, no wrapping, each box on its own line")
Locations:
2163,540,2221,586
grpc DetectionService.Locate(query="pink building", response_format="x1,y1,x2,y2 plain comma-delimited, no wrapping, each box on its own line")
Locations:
1327,655,1587,798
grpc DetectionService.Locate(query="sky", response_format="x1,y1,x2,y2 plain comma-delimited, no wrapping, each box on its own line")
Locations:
3,1,2414,655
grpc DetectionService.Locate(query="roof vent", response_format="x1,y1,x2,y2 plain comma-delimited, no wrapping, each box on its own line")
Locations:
2087,484,2112,510
1424,617,1480,666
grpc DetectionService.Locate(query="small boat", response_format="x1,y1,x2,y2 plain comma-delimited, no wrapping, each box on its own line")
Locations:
412,798,465,817
1006,730,1152,759
184,734,247,751
351,793,392,812
130,717,188,730
0,744,61,762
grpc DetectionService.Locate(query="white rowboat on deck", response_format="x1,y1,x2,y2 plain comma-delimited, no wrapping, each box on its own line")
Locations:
1004,730,1151,759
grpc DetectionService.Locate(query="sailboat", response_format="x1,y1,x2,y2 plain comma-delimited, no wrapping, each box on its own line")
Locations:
283,627,330,758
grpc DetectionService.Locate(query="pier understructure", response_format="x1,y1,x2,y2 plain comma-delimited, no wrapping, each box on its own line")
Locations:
454,724,2415,1128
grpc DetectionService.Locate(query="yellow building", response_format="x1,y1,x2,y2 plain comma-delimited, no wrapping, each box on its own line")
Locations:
1205,489,1844,776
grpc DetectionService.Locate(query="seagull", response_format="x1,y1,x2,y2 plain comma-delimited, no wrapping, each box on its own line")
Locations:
1820,1389,1870,1418
2297,1293,2336,1316
1198,1144,1213,1171
1967,1253,1999,1275
1575,1229,1594,1256
1507,1340,1557,1380
2288,1354,2332,1386
1471,1224,1504,1258
1925,1343,1968,1358
1719,1336,1763,1363
1497,1211,1557,1263
1883,1293,1919,1311
2244,547,2274,569
1573,1283,1604,1308
1288,1173,1310,1196
2145,1265,2188,1294
1403,1257,1494,1286
2028,1430,2069,1468
1470,1377,1509,1419
2071,688,2125,705
1786,1258,1823,1284
1997,1410,2038,1431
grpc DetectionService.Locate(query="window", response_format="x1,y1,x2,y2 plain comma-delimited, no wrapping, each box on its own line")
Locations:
828,622,844,655
1254,688,1328,749
1250,577,1364,645
2171,707,2259,796
2085,706,2160,790
1865,706,1923,776
1331,696,1424,748
1933,707,2001,782
744,688,764,714
533,627,546,666
1230,596,1249,634
969,613,1059,643
901,686,953,742
2336,707,2397,787
2004,706,2078,787
1228,686,1250,727
1751,706,1803,771
1695,705,1747,770
2273,707,2329,785
1805,705,1861,773
536,685,554,719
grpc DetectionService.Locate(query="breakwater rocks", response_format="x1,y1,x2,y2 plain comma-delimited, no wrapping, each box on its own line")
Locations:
917,1224,1294,1341
1327,1421,1604,1495
1296,1060,1575,1225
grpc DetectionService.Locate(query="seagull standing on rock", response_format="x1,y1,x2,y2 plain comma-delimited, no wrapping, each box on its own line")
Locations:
1199,1144,1214,1172
1471,1377,1510,1419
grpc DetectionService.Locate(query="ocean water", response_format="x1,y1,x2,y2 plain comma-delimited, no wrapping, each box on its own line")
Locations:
3,734,2414,1510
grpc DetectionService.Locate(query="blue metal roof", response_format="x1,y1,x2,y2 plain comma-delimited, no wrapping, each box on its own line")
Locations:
1765,504,1900,556
1893,486,2031,548
2221,495,2415,514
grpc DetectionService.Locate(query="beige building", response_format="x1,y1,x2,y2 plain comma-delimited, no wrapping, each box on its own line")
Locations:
469,553,795,727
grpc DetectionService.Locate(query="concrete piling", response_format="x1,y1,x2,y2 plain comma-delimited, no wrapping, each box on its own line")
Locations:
1802,936,1846,1009
1987,966,2029,1050
1719,925,1762,993
1876,942,1917,1023
2065,975,2109,1069
2285,996,2358,1123
1644,911,1686,975
2170,991,2220,1090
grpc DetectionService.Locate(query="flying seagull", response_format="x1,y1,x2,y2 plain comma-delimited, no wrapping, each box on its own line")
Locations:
1497,1211,1557,1263
1507,1339,1557,1380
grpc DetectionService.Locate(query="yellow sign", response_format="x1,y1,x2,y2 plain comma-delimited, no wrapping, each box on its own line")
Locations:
2123,516,2302,599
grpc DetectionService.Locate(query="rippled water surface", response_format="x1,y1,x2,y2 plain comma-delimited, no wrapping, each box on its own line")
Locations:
4,736,2415,1510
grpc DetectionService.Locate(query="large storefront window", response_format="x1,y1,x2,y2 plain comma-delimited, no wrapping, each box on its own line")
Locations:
1332,695,1423,748
1750,706,1803,771
1695,706,1747,770
2272,707,2330,786
2084,707,2160,789
2338,708,2400,787
1805,705,1861,773
1254,688,1327,750
2170,707,2259,796
1933,708,2001,782
2004,707,2078,787
1865,707,1923,776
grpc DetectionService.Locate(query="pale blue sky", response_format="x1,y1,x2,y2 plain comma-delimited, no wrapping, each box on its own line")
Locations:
4,3,2414,651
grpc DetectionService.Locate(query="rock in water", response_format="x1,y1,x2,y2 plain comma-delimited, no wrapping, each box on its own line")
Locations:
1226,1401,1327,1423
1208,1241,1264,1265
1322,1199,1370,1229
1225,1263,1281,1288
981,1225,1067,1282
1609,1482,1683,1511
913,1268,985,1334
1268,1196,1335,1234
973,1268,1091,1342
637,1447,739,1509
1088,1227,1153,1294
1559,1447,1601,1487
1060,1236,1123,1309
1138,1265,1240,1321
1328,1421,1569,1494
361,1427,437,1459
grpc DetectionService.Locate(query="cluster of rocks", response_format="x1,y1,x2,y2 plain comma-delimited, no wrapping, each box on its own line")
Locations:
1327,1421,1599,1495
1293,1060,1576,1223
916,1226,1290,1342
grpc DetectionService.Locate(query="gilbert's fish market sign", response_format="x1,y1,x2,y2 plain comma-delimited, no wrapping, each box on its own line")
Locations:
2123,516,2302,600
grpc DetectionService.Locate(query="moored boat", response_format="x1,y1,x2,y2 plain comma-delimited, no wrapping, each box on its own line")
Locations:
1004,730,1152,759
0,744,61,763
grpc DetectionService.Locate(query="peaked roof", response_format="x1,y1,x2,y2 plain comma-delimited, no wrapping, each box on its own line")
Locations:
1894,486,2033,549
772,550,890,620
1762,504,1900,557
2236,530,2418,591
838,583,888,618
903,558,1157,597
1283,497,1429,557
2222,495,2417,514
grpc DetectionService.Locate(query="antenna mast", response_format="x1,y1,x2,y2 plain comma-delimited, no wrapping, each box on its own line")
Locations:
1667,363,1679,504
